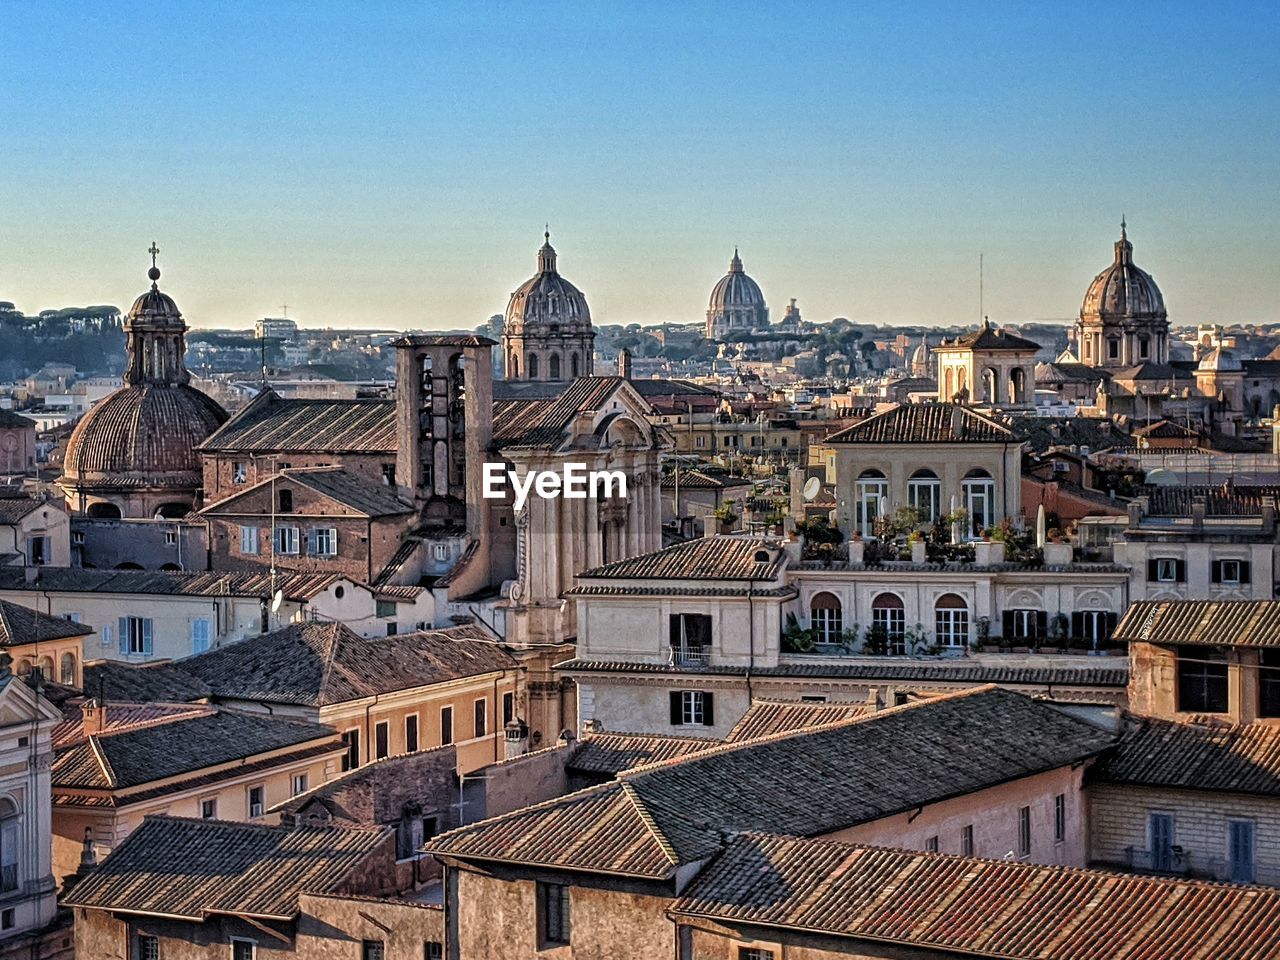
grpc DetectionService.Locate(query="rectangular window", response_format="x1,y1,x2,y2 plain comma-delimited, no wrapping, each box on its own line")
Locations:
1054,794,1066,843
1212,559,1250,585
278,488,293,513
1261,650,1280,718
309,527,338,556
102,624,113,647
1149,557,1186,583
424,943,443,960
474,698,487,739
1177,646,1228,713
232,941,256,960
376,599,397,618
669,613,713,663
405,714,419,753
118,616,153,656
1149,812,1175,872
164,530,178,547
137,935,159,960
274,526,300,555
432,543,448,561
1003,609,1046,641
537,882,571,948
502,691,515,727
738,950,774,960
695,435,706,448
362,941,384,960
239,525,260,555
26,535,50,566
248,785,264,818
232,461,248,484
1017,805,1031,857
191,618,211,655
382,463,396,486
341,729,360,771
375,721,390,760
1229,819,1256,883
291,773,308,797
961,824,974,857
671,690,714,727
200,798,216,819
440,706,453,746
925,835,939,853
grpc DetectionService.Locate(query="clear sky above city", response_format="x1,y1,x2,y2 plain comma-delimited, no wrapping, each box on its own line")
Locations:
2,1,1277,330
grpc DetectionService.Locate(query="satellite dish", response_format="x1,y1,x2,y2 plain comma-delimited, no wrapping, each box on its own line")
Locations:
803,477,821,501
270,590,284,613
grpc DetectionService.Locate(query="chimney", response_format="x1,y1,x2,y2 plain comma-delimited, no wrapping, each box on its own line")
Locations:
503,718,529,760
1263,496,1276,534
617,348,632,380
1191,496,1207,530
81,698,106,736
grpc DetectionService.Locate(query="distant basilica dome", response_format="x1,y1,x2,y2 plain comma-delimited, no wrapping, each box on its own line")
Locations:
60,248,227,519
706,249,768,340
1075,221,1169,370
502,232,595,381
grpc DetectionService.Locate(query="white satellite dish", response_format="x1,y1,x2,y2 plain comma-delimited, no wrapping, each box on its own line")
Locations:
270,590,284,613
803,476,821,501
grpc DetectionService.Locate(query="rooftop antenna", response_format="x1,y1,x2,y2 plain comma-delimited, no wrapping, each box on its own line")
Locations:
280,303,289,318
979,253,984,323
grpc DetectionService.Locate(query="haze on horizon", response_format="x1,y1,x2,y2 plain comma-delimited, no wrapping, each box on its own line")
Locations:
1,1,1277,332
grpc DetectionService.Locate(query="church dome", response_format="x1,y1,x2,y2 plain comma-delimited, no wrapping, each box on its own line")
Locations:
505,233,592,333
1081,223,1166,321
60,249,227,514
1198,346,1242,372
708,249,766,313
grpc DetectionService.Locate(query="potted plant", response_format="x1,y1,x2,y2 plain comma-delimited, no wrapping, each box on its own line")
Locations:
714,500,739,533
863,622,889,656
908,530,927,564
782,612,816,653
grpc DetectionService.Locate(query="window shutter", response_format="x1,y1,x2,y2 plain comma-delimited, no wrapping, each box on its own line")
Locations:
118,617,128,654
669,691,682,725
1147,559,1159,582
306,529,317,555
329,528,338,552
668,615,681,649
1211,560,1222,584
1176,559,1187,583
1001,611,1014,639
1104,612,1118,638
142,619,153,655
1241,561,1252,584
1071,612,1084,640
702,692,715,727
1035,611,1047,638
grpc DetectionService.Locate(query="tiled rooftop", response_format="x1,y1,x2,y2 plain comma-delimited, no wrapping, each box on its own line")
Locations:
825,402,1017,444
0,567,341,601
200,392,397,453
1115,599,1280,648
491,377,632,450
725,698,870,742
0,599,93,647
672,832,1280,960
1093,714,1280,797
63,816,390,921
578,535,784,581
567,732,718,776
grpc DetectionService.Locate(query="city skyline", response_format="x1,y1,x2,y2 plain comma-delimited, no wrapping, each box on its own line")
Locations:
2,1,1277,329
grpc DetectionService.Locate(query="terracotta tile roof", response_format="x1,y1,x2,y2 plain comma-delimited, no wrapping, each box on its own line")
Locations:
82,659,214,704
1114,599,1280,648
725,698,870,742
0,410,35,430
578,536,784,581
0,496,43,524
62,816,390,921
204,466,412,518
672,832,1280,960
659,470,750,490
939,324,1042,352
430,688,1114,876
52,701,212,750
1093,715,1280,797
555,657,1129,687
0,599,93,647
200,393,397,453
568,733,718,776
491,377,629,450
563,584,797,598
52,709,338,790
1145,484,1280,517
824,403,1017,444
390,334,496,348
0,567,340,601
175,621,516,707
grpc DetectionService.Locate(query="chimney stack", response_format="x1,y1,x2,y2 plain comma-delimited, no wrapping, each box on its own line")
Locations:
617,348,632,380
81,698,106,737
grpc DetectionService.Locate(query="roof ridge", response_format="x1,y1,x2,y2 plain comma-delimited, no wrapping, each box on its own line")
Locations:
618,780,682,867
427,780,626,849
86,736,117,788
618,685,1007,779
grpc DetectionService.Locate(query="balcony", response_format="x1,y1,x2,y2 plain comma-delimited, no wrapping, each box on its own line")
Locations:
669,645,710,667
1123,847,1280,886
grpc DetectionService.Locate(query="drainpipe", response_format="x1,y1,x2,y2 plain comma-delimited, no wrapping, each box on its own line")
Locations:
746,577,755,705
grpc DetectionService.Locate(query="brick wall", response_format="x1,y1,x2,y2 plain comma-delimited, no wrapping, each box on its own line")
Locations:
1089,782,1280,883
203,452,393,505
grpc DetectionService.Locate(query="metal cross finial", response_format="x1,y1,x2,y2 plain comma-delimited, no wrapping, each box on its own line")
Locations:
544,223,550,242
280,304,289,318
148,241,160,268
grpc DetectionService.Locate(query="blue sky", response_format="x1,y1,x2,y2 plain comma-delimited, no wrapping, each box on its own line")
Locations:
1,1,1277,329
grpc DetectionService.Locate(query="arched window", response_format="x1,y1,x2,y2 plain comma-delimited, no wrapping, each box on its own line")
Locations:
509,353,519,378
1138,336,1150,360
60,651,77,685
810,592,843,645
983,367,1000,404
1009,367,1026,404
871,593,905,654
907,469,941,523
935,594,968,648
86,502,121,519
0,796,18,892
570,353,580,378
943,368,954,399
854,469,888,538
962,468,996,537
16,659,32,678
549,353,561,380
37,656,53,681
528,354,540,379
